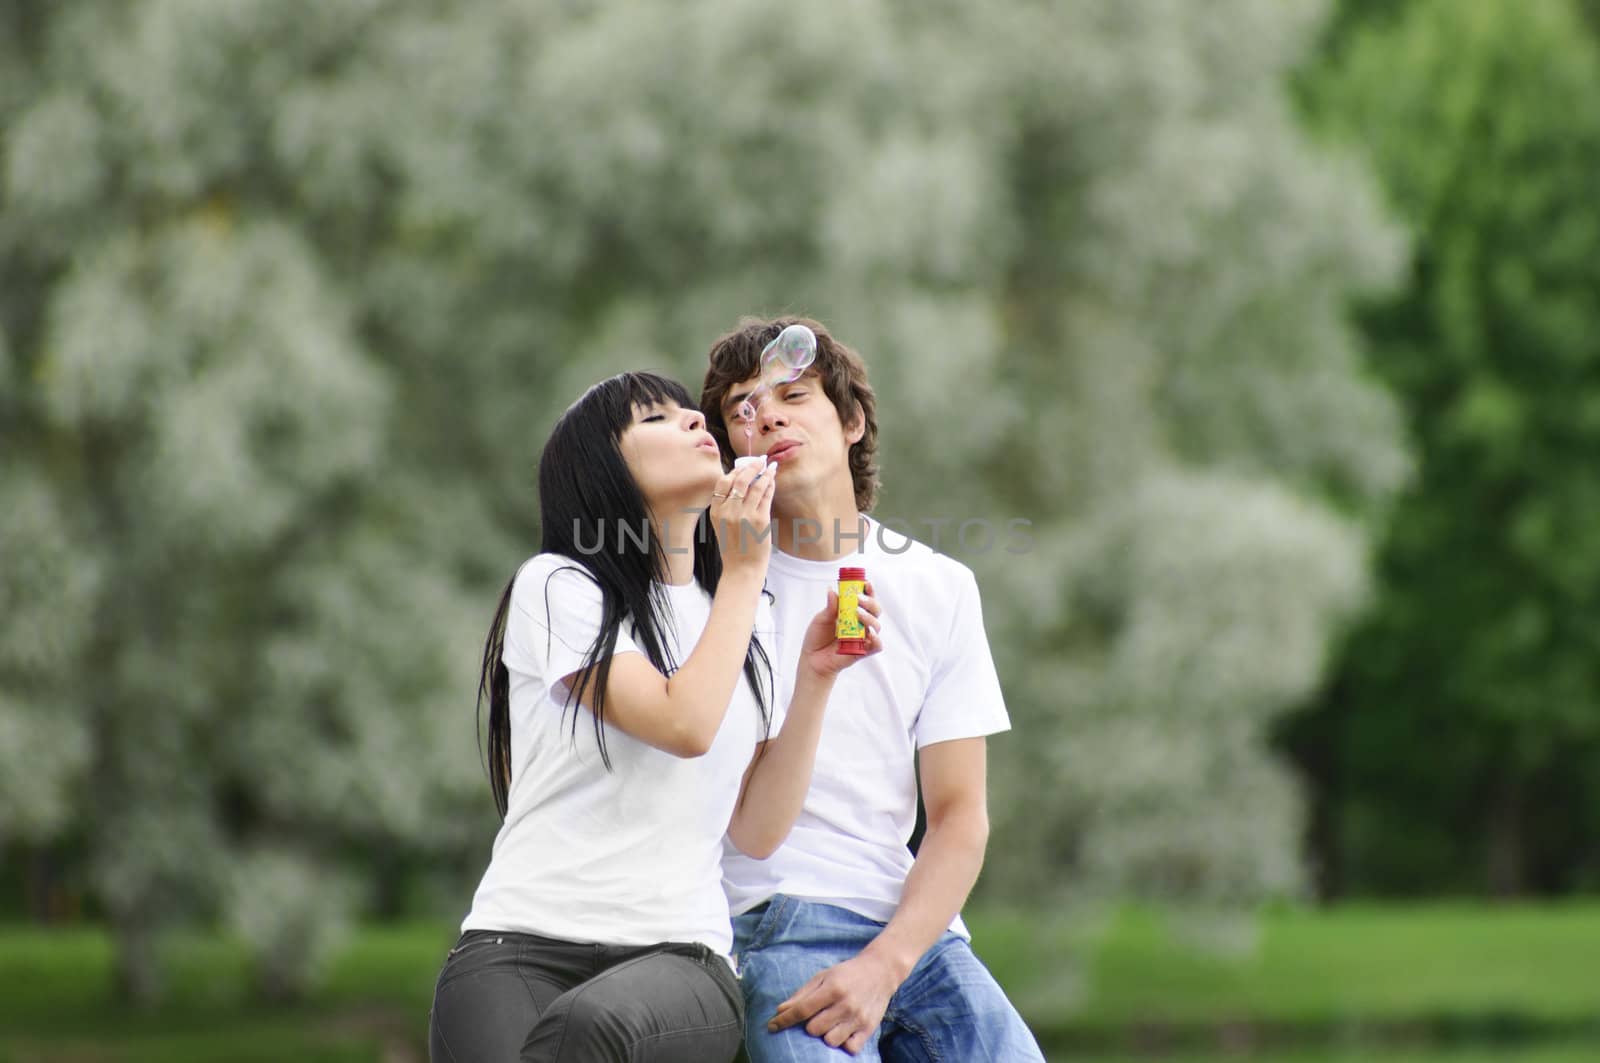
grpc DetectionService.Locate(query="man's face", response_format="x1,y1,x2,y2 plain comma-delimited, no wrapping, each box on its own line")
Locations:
720,370,863,501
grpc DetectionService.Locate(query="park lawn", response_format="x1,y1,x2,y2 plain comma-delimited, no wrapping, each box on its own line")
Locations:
0,1029,375,1063
977,902,1600,1026
1090,1051,1600,1063
3,903,1599,1060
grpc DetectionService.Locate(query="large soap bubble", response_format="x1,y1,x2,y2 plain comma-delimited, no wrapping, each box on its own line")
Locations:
735,324,817,441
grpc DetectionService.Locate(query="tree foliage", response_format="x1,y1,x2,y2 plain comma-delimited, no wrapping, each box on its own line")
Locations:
0,0,1406,997
1293,0,1600,896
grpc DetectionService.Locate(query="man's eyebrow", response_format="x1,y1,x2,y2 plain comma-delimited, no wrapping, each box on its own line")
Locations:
724,376,810,411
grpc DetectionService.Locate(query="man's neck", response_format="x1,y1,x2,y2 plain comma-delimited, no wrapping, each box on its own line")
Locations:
773,484,867,562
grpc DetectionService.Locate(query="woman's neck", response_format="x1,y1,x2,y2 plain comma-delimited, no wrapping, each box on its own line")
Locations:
654,508,700,586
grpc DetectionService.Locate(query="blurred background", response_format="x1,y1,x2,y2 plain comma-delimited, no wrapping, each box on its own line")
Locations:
3,0,1598,1059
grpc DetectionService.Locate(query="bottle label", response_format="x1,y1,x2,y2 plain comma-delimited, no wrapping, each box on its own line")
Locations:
836,579,866,640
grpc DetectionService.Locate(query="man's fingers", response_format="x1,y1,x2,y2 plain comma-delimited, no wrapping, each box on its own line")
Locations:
770,979,831,1031
845,1029,872,1054
809,590,838,629
856,595,881,630
768,997,810,1031
806,1002,856,1040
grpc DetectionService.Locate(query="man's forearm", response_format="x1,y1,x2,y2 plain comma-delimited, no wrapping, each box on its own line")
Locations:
861,807,989,981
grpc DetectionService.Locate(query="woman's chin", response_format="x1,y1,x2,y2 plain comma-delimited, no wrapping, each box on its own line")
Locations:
678,478,722,508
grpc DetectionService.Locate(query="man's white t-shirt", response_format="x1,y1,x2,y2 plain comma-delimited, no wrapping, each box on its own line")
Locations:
721,519,1011,934
464,553,778,960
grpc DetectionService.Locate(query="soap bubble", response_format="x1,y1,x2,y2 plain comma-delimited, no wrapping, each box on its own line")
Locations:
736,324,817,428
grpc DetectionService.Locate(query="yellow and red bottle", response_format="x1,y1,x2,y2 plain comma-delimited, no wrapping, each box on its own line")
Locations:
836,566,868,655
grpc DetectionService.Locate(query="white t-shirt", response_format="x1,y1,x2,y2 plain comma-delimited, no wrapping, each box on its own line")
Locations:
721,519,1011,934
463,553,779,960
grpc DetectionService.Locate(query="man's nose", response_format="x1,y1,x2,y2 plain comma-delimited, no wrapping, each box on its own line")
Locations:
757,402,787,433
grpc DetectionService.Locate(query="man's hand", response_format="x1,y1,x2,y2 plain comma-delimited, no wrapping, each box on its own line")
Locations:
767,949,905,1055
796,583,882,682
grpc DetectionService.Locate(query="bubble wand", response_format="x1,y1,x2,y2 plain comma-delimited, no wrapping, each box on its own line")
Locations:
732,323,817,473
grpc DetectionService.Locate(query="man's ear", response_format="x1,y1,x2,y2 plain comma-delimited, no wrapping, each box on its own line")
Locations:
844,404,866,447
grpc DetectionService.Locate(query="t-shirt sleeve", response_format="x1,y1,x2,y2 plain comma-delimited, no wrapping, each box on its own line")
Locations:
913,567,1012,748
503,557,642,699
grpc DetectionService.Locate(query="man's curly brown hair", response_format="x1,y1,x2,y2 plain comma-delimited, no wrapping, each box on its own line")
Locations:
701,316,880,513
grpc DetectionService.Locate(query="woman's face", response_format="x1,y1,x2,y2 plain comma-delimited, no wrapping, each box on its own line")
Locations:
618,399,724,512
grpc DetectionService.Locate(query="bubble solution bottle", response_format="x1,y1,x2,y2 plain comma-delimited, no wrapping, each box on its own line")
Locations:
836,567,868,655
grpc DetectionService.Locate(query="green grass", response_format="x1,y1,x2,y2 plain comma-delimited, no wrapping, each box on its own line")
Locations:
0,1030,376,1063
978,902,1600,1056
1090,903,1600,1022
1087,1051,1600,1063
973,903,1600,1025
3,904,1599,1060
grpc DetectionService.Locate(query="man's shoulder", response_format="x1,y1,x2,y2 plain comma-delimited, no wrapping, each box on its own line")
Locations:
865,522,979,591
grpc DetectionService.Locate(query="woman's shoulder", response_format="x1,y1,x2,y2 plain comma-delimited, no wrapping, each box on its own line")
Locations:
512,553,603,605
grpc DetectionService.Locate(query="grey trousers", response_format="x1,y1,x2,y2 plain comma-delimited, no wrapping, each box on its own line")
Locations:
428,929,744,1063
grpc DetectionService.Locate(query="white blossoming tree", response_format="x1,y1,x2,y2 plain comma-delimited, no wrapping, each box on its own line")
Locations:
0,0,1407,1000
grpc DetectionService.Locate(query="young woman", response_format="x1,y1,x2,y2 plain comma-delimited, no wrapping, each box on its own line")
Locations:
429,372,880,1063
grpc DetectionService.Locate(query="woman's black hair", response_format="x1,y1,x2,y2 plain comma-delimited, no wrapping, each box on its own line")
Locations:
478,371,774,819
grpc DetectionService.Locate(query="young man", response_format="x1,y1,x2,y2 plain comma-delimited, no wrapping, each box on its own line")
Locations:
702,318,1044,1060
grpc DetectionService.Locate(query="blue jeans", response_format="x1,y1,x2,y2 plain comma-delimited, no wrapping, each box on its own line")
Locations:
732,895,1045,1062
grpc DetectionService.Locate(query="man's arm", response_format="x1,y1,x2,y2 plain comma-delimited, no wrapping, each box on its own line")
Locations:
766,737,989,1055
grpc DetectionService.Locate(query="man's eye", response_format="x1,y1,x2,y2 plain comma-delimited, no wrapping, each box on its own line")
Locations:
784,389,807,400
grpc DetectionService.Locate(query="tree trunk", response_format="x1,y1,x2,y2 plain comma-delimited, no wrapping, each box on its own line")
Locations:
1485,774,1525,898
114,917,164,1006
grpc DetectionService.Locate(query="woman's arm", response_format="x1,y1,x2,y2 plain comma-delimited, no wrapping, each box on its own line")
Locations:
565,462,775,758
569,566,766,758
726,588,882,856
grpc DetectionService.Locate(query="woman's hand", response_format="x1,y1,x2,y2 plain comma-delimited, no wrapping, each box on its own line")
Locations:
797,582,883,682
709,458,777,577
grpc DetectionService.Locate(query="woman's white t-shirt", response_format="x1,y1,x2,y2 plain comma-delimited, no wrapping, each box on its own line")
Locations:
462,554,777,960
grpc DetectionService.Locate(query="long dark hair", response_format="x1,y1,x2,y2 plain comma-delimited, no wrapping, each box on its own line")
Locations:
478,372,774,819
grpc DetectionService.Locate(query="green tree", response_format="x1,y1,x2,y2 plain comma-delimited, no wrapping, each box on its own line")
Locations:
1294,0,1600,896
1,0,1407,1000
941,0,1411,921
1,1,502,1001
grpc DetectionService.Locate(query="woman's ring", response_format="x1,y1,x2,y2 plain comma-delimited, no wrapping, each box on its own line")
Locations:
730,491,745,500
712,492,730,499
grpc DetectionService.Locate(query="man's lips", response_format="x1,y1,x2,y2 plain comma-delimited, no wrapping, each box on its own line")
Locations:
766,441,801,461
